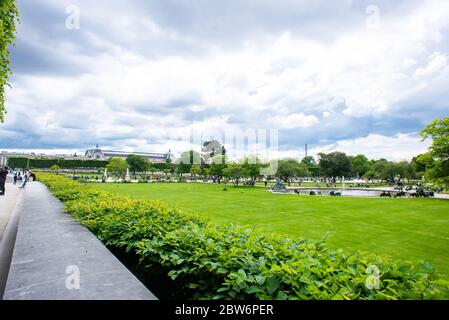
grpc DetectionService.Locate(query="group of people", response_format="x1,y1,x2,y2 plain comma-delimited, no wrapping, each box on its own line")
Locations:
0,165,36,196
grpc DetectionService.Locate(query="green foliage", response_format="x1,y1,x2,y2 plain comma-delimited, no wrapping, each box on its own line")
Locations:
318,152,353,179
369,159,416,181
7,157,108,169
0,0,19,122
176,150,201,176
412,153,434,173
107,157,129,176
350,154,371,178
50,164,60,171
223,163,244,187
126,155,149,173
190,164,202,177
37,172,449,300
420,117,449,188
301,156,316,167
7,156,29,168
276,159,309,182
420,117,449,161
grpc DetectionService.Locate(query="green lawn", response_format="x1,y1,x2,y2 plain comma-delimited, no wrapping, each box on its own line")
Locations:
95,182,449,277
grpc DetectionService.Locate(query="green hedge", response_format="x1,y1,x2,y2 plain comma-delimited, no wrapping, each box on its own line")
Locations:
7,157,29,168
37,172,449,300
7,157,108,169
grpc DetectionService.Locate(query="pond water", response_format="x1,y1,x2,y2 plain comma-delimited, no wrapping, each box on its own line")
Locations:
295,188,383,197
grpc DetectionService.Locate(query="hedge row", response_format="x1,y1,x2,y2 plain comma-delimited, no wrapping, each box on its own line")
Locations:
7,157,108,169
37,172,449,300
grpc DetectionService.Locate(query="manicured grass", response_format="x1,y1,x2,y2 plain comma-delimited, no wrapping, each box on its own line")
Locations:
95,182,449,277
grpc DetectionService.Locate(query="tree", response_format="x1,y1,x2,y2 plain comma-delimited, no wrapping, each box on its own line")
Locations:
350,154,370,178
0,0,19,122
318,152,353,180
176,150,201,176
301,156,316,166
208,154,227,183
223,163,243,187
107,157,128,177
420,117,449,161
126,155,149,173
301,156,319,177
369,159,415,181
50,165,60,172
420,117,449,188
189,164,202,178
412,153,434,176
240,155,264,186
276,159,309,182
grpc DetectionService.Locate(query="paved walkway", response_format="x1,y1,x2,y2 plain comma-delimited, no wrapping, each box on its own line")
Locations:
0,180,21,241
2,182,157,300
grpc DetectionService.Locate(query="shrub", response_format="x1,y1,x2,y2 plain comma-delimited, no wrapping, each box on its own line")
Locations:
37,172,449,300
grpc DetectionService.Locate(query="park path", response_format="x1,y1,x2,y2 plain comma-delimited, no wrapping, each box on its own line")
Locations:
0,180,21,241
2,181,157,300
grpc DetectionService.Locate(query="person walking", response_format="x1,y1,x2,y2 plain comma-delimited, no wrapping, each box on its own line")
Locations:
13,171,18,185
0,166,9,195
19,171,29,189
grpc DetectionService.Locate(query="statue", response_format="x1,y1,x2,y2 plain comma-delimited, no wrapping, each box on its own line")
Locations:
125,167,130,181
271,180,288,193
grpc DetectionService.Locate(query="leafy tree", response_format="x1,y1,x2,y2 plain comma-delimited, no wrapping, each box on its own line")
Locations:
276,159,309,182
126,155,149,173
301,156,316,166
0,0,19,122
208,154,227,183
370,160,415,181
50,164,60,172
350,154,371,178
189,164,202,178
176,150,202,176
420,117,449,161
107,157,128,177
240,155,264,186
301,156,319,177
223,163,243,187
179,150,202,165
318,152,352,180
412,153,434,173
420,117,449,188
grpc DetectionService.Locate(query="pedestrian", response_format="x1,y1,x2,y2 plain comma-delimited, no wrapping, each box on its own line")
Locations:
19,171,29,189
13,171,18,185
0,166,9,196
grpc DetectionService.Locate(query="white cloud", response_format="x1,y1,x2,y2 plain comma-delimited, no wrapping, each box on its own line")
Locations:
2,0,449,160
271,113,319,129
311,133,431,162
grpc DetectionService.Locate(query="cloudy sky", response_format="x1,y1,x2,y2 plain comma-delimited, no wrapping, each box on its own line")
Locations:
1,0,449,161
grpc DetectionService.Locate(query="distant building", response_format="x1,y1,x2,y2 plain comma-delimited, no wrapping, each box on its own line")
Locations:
84,145,172,163
1,145,173,166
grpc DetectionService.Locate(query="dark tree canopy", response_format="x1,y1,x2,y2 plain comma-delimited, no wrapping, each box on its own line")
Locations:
126,154,149,173
276,159,309,182
0,0,19,122
318,152,352,179
420,117,449,187
350,154,371,178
